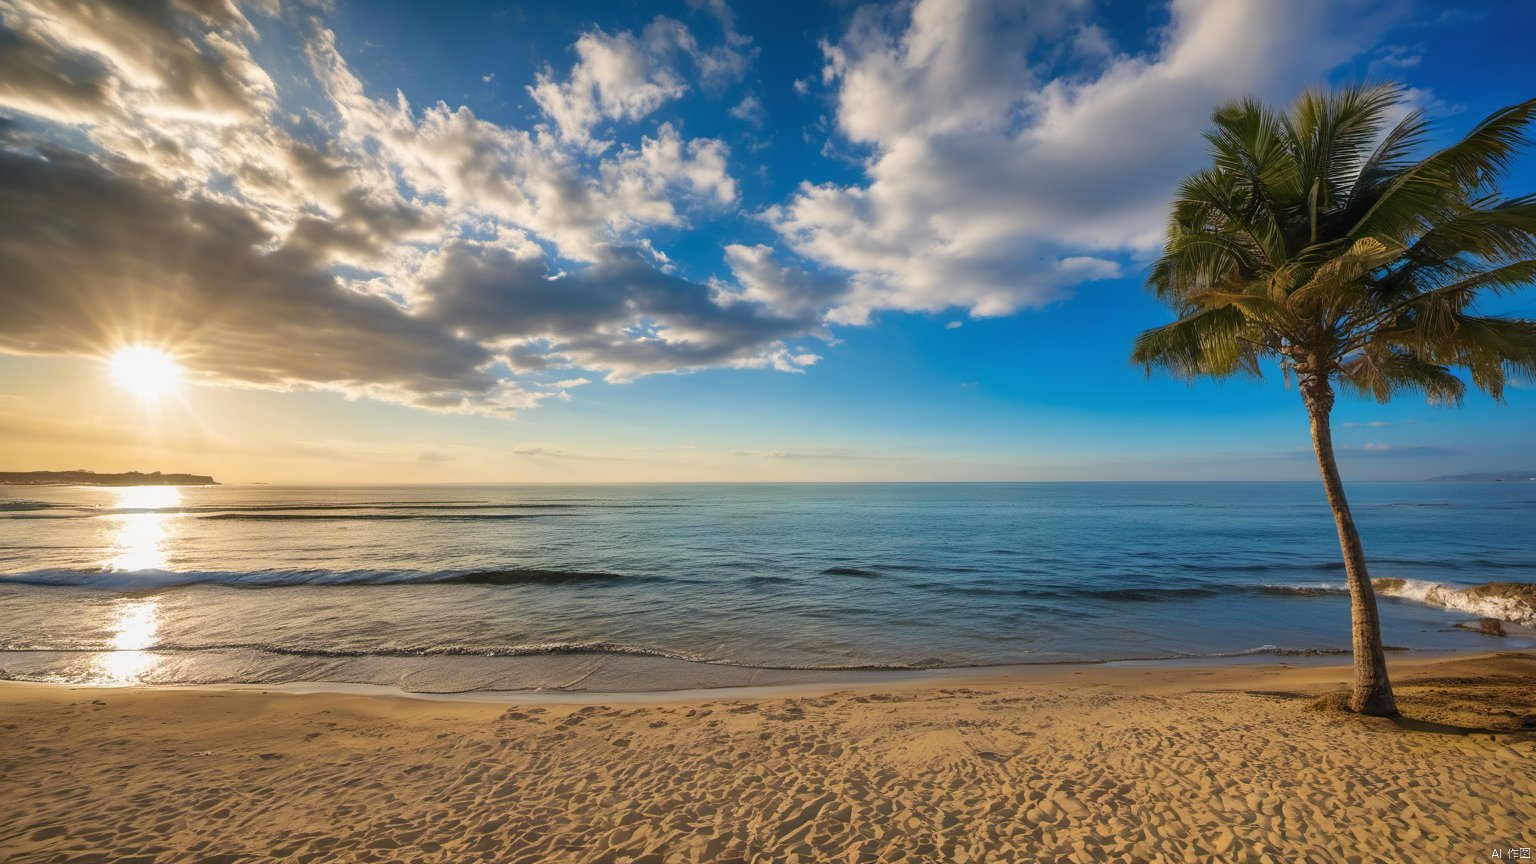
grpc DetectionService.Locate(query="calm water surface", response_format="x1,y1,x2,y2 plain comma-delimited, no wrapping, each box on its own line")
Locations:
1,482,1532,691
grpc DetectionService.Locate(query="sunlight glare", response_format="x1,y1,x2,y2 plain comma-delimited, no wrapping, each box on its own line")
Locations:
114,485,181,512
109,345,185,400
105,486,181,572
96,598,161,684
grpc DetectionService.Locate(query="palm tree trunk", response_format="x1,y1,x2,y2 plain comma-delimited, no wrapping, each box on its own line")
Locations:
1300,373,1397,715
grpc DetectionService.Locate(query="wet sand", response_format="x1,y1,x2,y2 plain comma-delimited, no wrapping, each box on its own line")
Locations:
2,652,1533,863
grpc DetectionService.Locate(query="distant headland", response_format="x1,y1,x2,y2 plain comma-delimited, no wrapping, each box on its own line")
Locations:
0,470,218,486
1425,472,1536,482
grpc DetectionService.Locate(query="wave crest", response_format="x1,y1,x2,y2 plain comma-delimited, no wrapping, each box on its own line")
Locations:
1375,578,1536,626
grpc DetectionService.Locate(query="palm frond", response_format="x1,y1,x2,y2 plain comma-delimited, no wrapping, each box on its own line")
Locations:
1172,167,1286,267
1292,237,1398,300
1383,259,1536,326
1349,97,1536,242
1399,194,1536,268
1284,84,1401,215
1205,96,1300,239
1410,313,1536,399
1354,108,1431,188
1335,107,1430,228
1338,348,1466,405
1148,226,1263,304
1131,305,1265,379
1185,290,1301,339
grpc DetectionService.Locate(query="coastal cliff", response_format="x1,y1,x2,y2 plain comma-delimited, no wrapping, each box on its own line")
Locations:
0,470,217,486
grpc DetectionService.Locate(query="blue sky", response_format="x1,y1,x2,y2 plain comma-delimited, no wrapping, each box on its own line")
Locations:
0,0,1532,481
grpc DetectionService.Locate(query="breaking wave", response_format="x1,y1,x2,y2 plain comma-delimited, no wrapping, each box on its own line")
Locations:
0,500,66,512
1375,578,1536,626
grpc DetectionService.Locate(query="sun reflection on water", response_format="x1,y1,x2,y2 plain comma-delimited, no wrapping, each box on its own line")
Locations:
95,597,161,684
105,486,181,572
113,485,182,512
91,487,182,683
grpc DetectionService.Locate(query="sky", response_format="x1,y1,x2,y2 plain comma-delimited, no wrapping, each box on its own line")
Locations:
0,0,1532,483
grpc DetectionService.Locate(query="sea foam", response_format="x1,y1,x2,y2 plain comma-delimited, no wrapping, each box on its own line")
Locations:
1376,578,1536,626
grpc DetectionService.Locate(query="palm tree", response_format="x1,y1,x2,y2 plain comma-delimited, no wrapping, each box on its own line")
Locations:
1132,84,1536,715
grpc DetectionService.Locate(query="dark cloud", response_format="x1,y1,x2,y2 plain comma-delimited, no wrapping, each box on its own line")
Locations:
720,244,846,316
0,144,496,405
418,243,822,378
0,20,112,121
0,0,269,122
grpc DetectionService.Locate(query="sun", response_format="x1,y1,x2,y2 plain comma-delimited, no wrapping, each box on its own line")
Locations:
109,345,185,400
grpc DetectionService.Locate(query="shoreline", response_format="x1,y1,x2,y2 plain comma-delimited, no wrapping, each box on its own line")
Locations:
0,644,1511,704
1,642,1521,702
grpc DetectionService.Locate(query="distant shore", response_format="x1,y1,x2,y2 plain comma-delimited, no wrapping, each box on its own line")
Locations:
4,651,1531,862
1426,472,1536,482
0,470,217,486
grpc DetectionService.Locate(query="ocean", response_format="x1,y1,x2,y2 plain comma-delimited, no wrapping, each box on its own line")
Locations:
1,482,1532,692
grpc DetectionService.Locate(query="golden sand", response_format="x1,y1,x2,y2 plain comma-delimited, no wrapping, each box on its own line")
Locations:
3,653,1533,863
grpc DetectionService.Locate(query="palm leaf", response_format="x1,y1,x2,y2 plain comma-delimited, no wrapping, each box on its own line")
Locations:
1131,306,1265,379
1338,348,1465,404
1349,97,1536,242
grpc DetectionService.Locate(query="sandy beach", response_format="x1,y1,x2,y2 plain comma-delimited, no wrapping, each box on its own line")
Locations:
2,652,1533,863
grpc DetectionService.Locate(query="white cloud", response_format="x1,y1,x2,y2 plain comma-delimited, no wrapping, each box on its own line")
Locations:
305,26,739,265
1072,24,1114,60
527,15,751,149
728,94,765,126
1372,44,1422,69
768,0,1405,322
528,18,694,149
602,122,738,221
718,244,846,316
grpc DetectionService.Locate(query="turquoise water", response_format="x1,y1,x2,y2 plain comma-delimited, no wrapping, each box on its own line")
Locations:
0,482,1531,691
